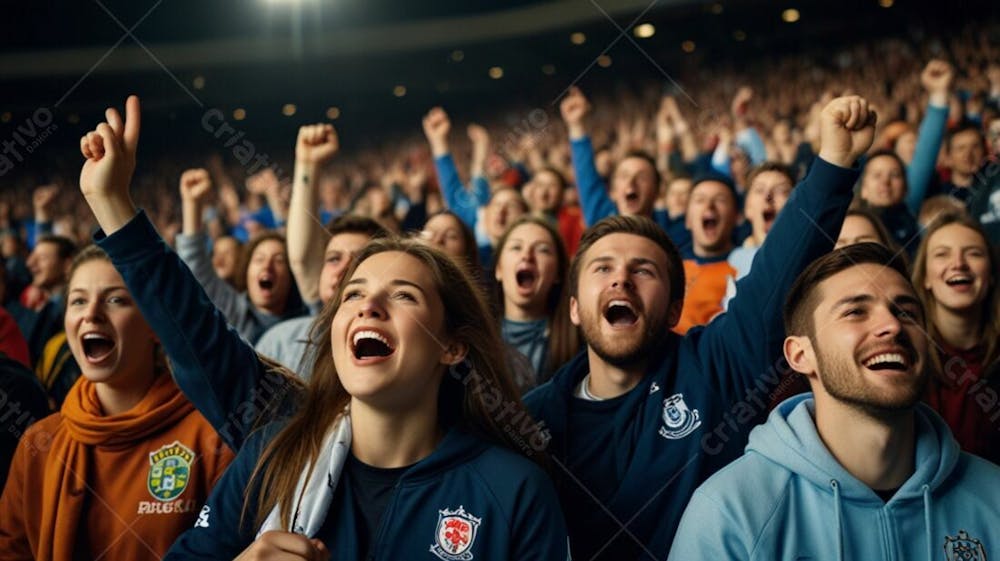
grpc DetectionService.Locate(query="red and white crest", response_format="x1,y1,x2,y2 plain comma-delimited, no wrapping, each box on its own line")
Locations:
430,506,482,561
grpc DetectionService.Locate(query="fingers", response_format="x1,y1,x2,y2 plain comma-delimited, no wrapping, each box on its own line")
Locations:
106,107,124,138
95,123,119,158
256,530,325,559
122,95,141,153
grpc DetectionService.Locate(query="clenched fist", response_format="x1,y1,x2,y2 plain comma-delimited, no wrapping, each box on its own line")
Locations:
560,87,590,139
295,124,339,166
422,107,451,157
817,96,877,169
921,59,954,106
179,168,213,203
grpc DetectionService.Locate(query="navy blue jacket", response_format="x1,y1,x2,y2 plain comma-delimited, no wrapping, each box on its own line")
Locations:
95,212,570,561
524,157,859,560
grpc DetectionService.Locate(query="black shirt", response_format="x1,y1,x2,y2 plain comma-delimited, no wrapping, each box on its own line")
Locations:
321,453,410,558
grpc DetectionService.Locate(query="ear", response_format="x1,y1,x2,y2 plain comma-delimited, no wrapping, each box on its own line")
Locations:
784,335,818,381
494,263,503,283
665,299,683,328
439,340,468,367
569,296,581,326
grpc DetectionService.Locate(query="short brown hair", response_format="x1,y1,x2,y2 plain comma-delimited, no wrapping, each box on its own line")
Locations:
746,161,796,188
784,243,912,338
568,215,684,303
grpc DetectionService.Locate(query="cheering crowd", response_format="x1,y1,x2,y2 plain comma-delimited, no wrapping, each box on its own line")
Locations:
0,18,998,561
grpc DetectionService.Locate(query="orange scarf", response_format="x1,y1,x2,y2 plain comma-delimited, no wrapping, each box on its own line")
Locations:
37,373,194,561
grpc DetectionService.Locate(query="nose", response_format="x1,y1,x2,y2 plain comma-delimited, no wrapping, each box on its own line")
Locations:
356,295,386,319
610,267,634,291
82,299,105,322
872,304,903,339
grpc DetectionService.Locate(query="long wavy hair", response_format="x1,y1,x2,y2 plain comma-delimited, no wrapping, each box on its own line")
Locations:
492,216,580,380
911,212,999,380
248,238,538,529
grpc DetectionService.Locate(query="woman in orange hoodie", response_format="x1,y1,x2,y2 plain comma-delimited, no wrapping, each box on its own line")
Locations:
0,245,235,560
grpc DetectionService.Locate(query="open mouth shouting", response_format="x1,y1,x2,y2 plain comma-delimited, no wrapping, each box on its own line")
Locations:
351,328,396,364
761,208,777,232
81,332,116,364
603,299,639,328
514,263,538,296
701,212,720,239
258,274,275,293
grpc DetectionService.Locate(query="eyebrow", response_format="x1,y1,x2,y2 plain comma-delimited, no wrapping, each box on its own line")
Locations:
68,285,128,295
586,255,663,272
344,278,427,295
831,293,922,310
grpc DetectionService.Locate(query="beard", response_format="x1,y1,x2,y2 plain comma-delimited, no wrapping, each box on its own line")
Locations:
814,337,928,417
578,302,669,369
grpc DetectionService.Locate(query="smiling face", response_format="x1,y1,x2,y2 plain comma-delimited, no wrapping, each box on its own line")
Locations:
571,233,679,369
246,238,292,315
686,180,738,257
65,259,157,390
860,154,906,207
922,224,991,316
27,241,70,290
319,232,372,306
744,170,793,243
495,222,561,319
331,251,463,410
610,156,658,217
792,264,927,415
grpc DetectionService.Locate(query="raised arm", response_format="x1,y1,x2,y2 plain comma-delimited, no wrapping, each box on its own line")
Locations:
694,96,875,402
905,59,953,215
288,124,339,305
79,96,290,450
561,86,617,226
247,168,288,233
175,168,247,327
29,185,58,248
423,107,482,227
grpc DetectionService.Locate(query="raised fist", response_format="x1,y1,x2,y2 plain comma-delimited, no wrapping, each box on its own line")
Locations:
467,123,490,147
179,168,213,203
921,59,954,103
559,87,590,138
33,185,59,215
247,167,280,196
422,107,451,143
817,96,877,169
295,124,339,166
79,95,141,202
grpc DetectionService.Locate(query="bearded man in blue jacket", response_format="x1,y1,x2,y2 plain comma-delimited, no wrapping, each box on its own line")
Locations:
523,95,879,560
668,242,1000,560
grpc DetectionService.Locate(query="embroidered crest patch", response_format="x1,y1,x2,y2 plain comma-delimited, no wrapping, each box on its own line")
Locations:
430,506,482,561
944,530,987,561
658,393,701,440
147,441,194,502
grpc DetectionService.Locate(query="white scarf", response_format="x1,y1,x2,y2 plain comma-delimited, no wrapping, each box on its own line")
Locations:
257,413,353,536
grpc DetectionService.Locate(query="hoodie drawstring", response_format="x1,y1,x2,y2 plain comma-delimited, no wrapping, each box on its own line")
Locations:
922,484,933,561
830,479,845,561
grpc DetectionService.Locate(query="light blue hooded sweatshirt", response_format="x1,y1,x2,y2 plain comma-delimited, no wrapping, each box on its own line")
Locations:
668,394,999,561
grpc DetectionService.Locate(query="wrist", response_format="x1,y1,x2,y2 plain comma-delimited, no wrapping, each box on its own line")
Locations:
567,124,586,140
817,150,854,169
928,91,949,107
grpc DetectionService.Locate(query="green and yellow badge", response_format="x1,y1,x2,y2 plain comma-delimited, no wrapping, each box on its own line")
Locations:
147,441,195,502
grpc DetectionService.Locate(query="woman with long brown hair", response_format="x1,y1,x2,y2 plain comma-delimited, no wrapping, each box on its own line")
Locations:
0,246,234,560
77,96,568,560
493,216,580,387
912,212,1000,465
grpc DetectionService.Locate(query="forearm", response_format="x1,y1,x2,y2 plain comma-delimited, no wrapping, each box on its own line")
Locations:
569,136,616,225
905,103,948,214
287,161,327,304
181,199,203,236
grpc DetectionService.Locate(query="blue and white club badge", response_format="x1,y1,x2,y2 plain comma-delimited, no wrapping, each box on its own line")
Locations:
658,393,701,440
430,506,482,561
944,530,988,561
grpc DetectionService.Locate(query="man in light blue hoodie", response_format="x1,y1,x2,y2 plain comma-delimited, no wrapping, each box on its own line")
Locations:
668,243,1000,561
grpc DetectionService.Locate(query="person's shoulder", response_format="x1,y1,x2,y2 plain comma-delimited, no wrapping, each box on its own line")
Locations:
464,445,554,502
690,450,793,520
951,451,1000,491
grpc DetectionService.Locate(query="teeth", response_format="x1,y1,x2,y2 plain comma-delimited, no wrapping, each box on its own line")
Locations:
608,300,634,311
864,353,907,367
353,330,390,347
83,333,108,341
